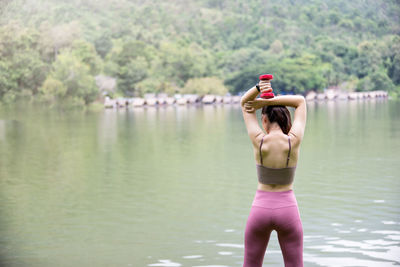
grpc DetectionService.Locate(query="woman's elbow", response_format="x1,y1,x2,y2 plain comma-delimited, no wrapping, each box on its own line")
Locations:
296,95,306,107
240,97,246,107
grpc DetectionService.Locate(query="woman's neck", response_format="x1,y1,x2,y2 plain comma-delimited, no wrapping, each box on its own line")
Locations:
267,124,282,134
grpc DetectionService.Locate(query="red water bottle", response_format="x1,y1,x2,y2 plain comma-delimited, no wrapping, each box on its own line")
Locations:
259,74,275,99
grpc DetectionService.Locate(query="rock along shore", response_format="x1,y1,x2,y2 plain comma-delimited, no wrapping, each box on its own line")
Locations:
104,90,388,109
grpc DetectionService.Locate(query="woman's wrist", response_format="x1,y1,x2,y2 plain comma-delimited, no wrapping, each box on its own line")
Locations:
240,86,260,106
264,95,304,108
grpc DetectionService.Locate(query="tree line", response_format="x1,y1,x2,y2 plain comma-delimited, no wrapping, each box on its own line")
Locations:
0,0,399,106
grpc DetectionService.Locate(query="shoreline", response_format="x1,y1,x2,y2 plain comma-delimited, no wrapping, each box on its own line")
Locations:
103,90,389,109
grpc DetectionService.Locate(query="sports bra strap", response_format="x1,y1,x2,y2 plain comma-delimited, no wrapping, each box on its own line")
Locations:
259,135,265,165
286,136,291,167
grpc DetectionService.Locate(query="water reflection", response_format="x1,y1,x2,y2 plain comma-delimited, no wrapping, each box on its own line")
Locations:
0,100,399,266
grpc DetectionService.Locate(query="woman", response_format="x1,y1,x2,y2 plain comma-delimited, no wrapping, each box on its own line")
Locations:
240,79,307,267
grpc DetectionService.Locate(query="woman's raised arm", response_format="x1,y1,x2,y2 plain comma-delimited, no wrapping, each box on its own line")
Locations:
240,81,271,146
245,95,307,142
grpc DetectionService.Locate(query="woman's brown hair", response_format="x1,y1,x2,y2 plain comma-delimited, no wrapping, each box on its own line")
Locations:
261,105,292,135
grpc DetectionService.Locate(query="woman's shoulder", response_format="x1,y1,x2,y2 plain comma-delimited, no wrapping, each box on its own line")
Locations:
255,132,299,148
262,132,289,146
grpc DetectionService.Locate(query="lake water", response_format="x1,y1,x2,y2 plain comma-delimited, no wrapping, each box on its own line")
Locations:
0,99,399,267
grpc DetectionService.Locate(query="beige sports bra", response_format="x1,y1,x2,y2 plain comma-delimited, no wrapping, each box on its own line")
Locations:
256,135,296,185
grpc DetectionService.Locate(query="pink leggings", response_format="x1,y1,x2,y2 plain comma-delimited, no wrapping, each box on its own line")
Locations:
243,189,303,267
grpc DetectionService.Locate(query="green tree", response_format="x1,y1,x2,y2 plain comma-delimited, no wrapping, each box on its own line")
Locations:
38,21,81,62
269,40,284,54
94,33,113,58
39,77,67,102
357,71,395,92
118,57,149,96
182,77,228,95
352,41,381,79
0,23,47,101
154,42,214,87
105,40,153,95
226,54,327,94
0,61,17,102
70,40,103,75
41,51,98,105
385,36,400,85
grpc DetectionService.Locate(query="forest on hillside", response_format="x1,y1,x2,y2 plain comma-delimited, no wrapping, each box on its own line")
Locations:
0,0,399,106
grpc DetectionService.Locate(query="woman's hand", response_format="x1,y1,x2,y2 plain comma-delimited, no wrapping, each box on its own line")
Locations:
259,80,272,93
244,99,270,113
241,80,273,113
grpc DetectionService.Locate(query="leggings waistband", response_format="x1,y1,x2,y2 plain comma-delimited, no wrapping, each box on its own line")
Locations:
252,189,298,209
